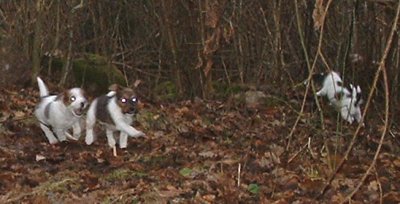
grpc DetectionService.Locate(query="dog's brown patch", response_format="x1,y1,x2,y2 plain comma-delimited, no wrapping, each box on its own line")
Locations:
96,95,113,124
79,89,88,101
55,91,69,105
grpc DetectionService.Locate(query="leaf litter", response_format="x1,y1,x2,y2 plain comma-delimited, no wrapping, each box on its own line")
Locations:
0,87,399,203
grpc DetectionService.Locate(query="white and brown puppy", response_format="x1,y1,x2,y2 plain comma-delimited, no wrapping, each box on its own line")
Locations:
85,84,145,156
34,77,88,144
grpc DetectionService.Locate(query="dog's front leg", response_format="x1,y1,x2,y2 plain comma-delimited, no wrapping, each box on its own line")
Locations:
106,128,118,156
85,117,96,145
340,108,353,124
106,129,116,148
54,129,67,142
40,124,59,144
353,109,362,124
119,132,128,149
72,122,81,139
117,123,145,138
316,87,326,96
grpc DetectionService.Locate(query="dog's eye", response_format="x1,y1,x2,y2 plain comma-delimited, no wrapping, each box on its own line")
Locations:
70,96,76,102
121,98,127,103
131,97,137,103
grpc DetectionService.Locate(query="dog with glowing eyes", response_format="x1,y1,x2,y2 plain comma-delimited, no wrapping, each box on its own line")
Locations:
85,84,145,156
34,77,88,144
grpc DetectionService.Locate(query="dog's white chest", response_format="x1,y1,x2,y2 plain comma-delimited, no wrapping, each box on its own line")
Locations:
103,100,134,131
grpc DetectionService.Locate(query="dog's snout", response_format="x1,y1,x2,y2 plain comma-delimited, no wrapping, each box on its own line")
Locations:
129,106,137,114
80,102,85,108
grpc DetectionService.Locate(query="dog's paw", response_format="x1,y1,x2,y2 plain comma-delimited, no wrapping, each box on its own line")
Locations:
85,140,93,145
48,139,59,145
65,132,78,141
133,131,146,138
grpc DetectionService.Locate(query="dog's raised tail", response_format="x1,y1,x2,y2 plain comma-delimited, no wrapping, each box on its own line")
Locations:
37,77,49,97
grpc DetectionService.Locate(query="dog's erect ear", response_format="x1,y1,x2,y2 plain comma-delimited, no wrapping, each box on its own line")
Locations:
109,84,120,92
133,79,142,88
355,85,363,106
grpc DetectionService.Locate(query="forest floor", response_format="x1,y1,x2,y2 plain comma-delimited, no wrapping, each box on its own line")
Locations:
0,86,400,203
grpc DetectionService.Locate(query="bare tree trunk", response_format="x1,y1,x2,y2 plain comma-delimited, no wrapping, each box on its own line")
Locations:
48,0,61,75
59,1,82,86
234,0,244,84
59,22,73,87
31,0,44,84
272,0,283,84
197,0,227,98
160,0,183,95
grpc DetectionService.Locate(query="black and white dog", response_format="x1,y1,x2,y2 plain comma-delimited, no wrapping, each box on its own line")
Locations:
85,84,145,156
308,71,363,124
337,84,362,124
34,77,88,144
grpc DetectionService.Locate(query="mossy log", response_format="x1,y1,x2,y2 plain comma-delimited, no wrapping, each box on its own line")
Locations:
45,54,125,95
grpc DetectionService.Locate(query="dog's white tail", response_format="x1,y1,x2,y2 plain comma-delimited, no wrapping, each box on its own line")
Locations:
37,77,49,97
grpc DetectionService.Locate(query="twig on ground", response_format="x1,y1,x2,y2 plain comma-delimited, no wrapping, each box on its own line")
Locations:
307,137,317,159
237,163,241,187
288,141,308,163
374,166,383,204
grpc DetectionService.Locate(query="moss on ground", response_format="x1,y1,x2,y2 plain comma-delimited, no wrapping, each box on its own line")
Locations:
105,168,147,182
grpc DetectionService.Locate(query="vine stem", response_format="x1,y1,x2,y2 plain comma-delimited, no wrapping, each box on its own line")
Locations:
340,1,400,202
319,0,400,199
287,0,333,150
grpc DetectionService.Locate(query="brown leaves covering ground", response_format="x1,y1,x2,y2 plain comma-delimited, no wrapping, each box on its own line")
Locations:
0,87,400,203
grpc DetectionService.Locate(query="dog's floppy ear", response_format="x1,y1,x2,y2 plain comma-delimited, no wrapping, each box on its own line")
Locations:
109,84,120,92
55,90,69,104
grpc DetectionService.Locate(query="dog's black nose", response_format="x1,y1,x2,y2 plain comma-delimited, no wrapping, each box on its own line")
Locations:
129,107,137,114
80,102,85,108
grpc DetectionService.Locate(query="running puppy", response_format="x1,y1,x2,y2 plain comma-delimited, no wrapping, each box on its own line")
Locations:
307,71,363,124
85,84,145,156
34,77,88,144
312,71,349,105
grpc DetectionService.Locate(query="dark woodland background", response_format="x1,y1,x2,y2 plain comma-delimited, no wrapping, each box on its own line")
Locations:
2,1,400,203
1,0,398,101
